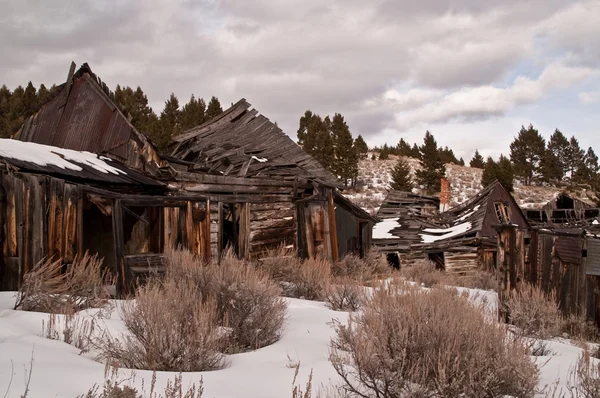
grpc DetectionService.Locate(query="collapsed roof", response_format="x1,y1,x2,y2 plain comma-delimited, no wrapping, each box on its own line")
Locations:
171,99,342,187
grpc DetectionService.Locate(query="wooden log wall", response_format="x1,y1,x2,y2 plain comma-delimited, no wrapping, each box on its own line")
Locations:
249,202,296,258
443,250,480,274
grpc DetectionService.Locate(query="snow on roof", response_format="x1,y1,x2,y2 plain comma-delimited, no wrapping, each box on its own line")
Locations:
373,217,400,239
420,221,473,243
0,139,126,175
454,204,480,224
251,155,268,163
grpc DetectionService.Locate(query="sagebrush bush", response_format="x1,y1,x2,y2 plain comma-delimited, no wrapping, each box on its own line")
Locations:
505,283,563,339
80,372,204,398
293,256,332,301
332,251,390,282
99,279,227,372
15,252,110,313
400,260,443,287
325,277,366,312
330,281,539,397
165,249,286,352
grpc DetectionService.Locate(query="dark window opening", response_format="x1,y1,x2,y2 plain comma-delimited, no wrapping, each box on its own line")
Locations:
556,195,575,210
81,198,116,275
428,252,445,270
494,202,511,224
386,253,400,269
221,203,240,257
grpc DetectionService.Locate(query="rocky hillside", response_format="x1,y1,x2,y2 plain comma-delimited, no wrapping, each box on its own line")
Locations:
346,153,598,215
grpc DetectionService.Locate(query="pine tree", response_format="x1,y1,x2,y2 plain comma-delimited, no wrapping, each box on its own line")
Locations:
481,157,499,187
0,85,10,138
438,146,459,164
153,93,180,151
114,85,158,138
353,135,369,159
567,136,585,184
458,157,465,166
574,147,599,184
410,143,420,158
297,111,334,170
415,131,446,194
23,81,37,115
371,153,376,161
390,157,413,191
509,124,546,185
331,113,356,188
37,84,50,105
180,94,207,131
379,144,390,160
469,150,485,168
497,154,515,192
539,149,562,184
397,138,413,157
547,129,569,179
205,96,223,120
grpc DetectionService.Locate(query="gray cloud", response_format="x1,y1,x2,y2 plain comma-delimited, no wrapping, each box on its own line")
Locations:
0,0,598,153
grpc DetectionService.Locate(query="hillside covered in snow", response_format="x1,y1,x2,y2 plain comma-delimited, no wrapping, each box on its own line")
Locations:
346,153,598,215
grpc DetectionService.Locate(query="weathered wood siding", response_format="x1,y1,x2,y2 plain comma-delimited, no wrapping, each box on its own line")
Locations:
443,250,480,274
249,202,296,258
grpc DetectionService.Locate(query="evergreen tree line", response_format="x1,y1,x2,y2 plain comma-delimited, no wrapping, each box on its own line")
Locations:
297,110,369,188
374,137,465,166
0,81,223,152
382,125,599,194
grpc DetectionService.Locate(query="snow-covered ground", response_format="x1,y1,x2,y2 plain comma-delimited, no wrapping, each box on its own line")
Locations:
0,289,595,397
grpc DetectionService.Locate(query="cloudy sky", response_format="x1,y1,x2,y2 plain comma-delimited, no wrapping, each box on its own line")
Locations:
1,0,599,160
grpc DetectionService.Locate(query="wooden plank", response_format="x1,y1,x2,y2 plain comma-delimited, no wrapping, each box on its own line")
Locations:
112,199,125,295
238,203,250,260
304,204,315,258
328,190,339,262
217,202,224,263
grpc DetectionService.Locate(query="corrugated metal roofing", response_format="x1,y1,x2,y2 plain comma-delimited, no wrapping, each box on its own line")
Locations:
555,235,583,265
586,238,600,276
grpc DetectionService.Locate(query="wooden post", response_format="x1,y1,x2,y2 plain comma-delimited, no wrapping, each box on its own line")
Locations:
238,203,250,260
327,191,339,262
304,204,315,258
111,199,125,295
217,202,224,263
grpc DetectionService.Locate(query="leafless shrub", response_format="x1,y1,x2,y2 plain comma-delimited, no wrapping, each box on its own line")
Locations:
324,277,366,312
293,257,332,301
41,313,96,354
332,251,390,282
15,253,110,313
563,314,600,342
543,345,600,398
80,371,203,398
400,260,444,287
330,281,538,397
258,245,303,284
163,249,286,352
528,340,555,356
506,284,563,339
450,270,498,291
98,279,227,372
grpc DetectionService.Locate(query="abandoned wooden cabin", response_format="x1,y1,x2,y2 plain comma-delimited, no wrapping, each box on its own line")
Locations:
0,139,211,293
524,192,600,227
3,62,375,291
372,190,440,267
373,180,530,272
496,223,600,326
169,98,377,260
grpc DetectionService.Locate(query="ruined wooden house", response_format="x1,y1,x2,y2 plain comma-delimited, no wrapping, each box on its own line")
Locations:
1,62,375,293
524,192,600,227
0,139,210,293
496,224,600,325
169,98,377,260
373,181,529,272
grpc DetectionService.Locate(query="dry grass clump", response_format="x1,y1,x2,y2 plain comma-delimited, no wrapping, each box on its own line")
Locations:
330,281,538,397
400,260,498,291
505,284,564,340
400,260,444,287
80,371,204,398
294,256,332,301
15,253,110,313
332,251,390,282
563,314,600,342
324,277,366,312
99,279,226,372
